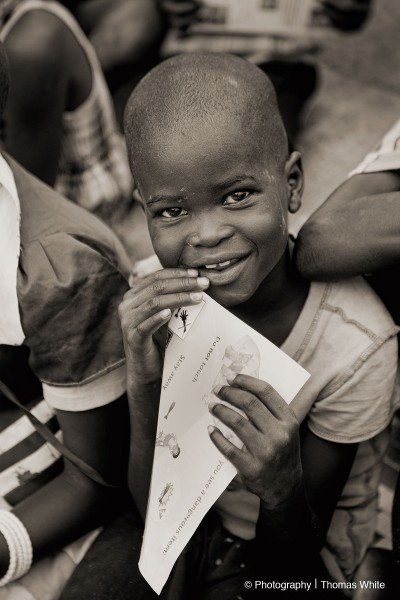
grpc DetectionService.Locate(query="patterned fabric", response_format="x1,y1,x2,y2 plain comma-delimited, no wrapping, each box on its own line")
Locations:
0,398,60,509
0,391,102,600
56,100,133,213
0,0,133,213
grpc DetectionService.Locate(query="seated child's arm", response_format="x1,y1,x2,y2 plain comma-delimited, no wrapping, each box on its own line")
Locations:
2,10,88,186
75,0,163,74
0,394,128,578
294,170,400,280
119,268,210,519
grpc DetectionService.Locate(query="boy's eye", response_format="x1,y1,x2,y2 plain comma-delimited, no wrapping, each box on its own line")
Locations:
224,191,251,205
160,207,188,219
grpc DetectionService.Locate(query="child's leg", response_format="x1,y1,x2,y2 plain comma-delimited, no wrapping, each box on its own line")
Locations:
59,504,158,600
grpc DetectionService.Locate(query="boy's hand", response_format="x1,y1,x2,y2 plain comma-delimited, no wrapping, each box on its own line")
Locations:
208,374,302,510
119,268,209,386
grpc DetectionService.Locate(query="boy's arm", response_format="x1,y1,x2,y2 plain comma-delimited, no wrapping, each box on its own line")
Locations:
294,171,400,280
257,427,357,582
210,327,397,581
209,376,357,580
119,268,210,519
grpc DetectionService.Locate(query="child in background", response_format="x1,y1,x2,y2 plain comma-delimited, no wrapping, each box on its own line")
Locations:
294,118,400,323
0,0,133,219
117,53,399,597
0,42,130,600
157,0,372,141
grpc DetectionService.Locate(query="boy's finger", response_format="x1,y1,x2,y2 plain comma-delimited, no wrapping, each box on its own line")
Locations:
131,291,204,327
211,386,267,432
129,267,199,294
120,291,204,332
209,402,257,446
127,310,172,350
226,374,292,421
207,425,251,473
122,309,171,349
131,275,209,309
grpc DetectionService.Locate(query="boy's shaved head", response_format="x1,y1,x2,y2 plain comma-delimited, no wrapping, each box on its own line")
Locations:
124,53,288,182
123,53,303,308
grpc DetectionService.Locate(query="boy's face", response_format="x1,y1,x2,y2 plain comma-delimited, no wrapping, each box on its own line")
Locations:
136,118,301,307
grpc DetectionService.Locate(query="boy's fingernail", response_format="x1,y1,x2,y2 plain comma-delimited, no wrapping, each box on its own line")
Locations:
160,309,171,319
187,269,198,277
207,425,216,436
212,385,222,395
208,402,217,413
226,373,236,384
197,277,209,288
190,292,203,301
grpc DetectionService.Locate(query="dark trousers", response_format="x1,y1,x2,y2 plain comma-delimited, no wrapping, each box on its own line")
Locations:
61,504,347,600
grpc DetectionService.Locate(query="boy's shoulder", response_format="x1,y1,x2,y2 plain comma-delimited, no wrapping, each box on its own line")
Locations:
285,276,398,391
319,276,398,341
290,277,399,440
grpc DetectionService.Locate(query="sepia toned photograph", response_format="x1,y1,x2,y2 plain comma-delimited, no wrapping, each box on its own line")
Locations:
0,1,399,598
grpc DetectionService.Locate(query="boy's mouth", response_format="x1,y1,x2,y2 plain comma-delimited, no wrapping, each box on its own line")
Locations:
203,258,240,271
186,254,251,286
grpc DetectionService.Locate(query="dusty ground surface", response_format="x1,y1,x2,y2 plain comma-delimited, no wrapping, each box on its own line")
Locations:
292,0,400,233
110,0,400,264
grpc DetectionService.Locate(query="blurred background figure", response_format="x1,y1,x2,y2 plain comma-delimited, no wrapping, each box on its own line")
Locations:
66,1,164,126
0,0,133,222
157,0,372,141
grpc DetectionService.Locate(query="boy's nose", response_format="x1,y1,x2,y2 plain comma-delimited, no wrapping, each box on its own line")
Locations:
186,215,234,247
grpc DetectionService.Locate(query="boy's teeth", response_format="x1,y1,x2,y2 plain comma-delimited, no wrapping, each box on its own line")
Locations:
204,260,232,269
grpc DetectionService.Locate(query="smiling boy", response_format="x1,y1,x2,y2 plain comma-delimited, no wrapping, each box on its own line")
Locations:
119,53,399,596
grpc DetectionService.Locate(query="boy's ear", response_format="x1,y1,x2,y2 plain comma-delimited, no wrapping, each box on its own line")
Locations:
285,151,304,214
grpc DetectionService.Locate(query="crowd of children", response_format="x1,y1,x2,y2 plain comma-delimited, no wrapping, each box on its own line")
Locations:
0,1,399,599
